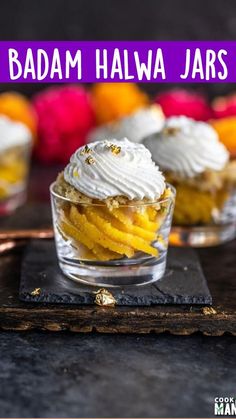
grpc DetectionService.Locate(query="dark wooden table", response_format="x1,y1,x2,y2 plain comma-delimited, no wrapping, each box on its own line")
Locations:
0,164,236,418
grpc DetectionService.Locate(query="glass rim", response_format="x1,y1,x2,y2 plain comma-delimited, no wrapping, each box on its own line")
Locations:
49,181,176,207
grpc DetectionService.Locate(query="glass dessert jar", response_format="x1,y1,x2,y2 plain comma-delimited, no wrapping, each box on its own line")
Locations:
0,116,32,215
169,182,236,247
143,116,236,247
50,182,175,287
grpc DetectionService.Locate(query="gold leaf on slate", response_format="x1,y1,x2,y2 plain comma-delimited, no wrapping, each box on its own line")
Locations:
94,288,116,307
31,287,41,296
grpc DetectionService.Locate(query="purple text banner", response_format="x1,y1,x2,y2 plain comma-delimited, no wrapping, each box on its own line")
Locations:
0,41,236,82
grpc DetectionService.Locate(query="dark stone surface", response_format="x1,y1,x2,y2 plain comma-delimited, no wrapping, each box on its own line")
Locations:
20,240,212,306
0,331,236,418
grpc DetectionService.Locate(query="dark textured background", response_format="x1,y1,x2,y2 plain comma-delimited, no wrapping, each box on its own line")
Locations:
0,0,236,97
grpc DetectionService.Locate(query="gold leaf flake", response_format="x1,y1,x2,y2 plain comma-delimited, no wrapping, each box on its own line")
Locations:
85,156,95,165
202,307,217,315
31,287,41,296
163,127,180,136
108,144,121,155
94,288,116,307
80,145,91,155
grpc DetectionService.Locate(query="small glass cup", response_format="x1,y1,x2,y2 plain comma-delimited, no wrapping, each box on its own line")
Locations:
50,182,175,287
170,185,236,247
0,142,32,216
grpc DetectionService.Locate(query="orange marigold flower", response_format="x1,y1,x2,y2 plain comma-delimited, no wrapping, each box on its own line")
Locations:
91,83,149,124
210,116,236,157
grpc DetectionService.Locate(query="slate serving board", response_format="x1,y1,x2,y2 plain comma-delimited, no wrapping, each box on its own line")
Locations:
19,240,212,306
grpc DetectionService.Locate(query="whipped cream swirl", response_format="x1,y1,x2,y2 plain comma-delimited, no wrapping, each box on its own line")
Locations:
87,105,164,144
0,115,32,152
64,138,166,201
143,116,229,178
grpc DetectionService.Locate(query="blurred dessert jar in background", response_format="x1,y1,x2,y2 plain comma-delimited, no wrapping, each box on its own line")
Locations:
0,91,37,138
143,116,236,247
87,105,164,144
0,115,32,215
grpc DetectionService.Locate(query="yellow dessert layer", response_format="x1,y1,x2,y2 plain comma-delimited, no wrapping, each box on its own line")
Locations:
133,210,159,232
60,218,121,261
0,185,8,199
0,158,26,183
58,198,169,261
84,207,158,257
0,150,28,200
105,207,156,241
173,184,229,225
57,186,174,261
69,205,134,258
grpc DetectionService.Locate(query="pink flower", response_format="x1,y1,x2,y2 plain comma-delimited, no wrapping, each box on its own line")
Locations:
33,85,95,163
212,93,236,119
155,89,212,121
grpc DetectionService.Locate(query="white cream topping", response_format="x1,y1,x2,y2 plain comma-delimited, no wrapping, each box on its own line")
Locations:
64,138,166,201
143,116,229,178
0,115,32,152
87,105,164,144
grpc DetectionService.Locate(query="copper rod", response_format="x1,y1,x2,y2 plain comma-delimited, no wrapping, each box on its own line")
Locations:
0,240,26,254
0,228,54,240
